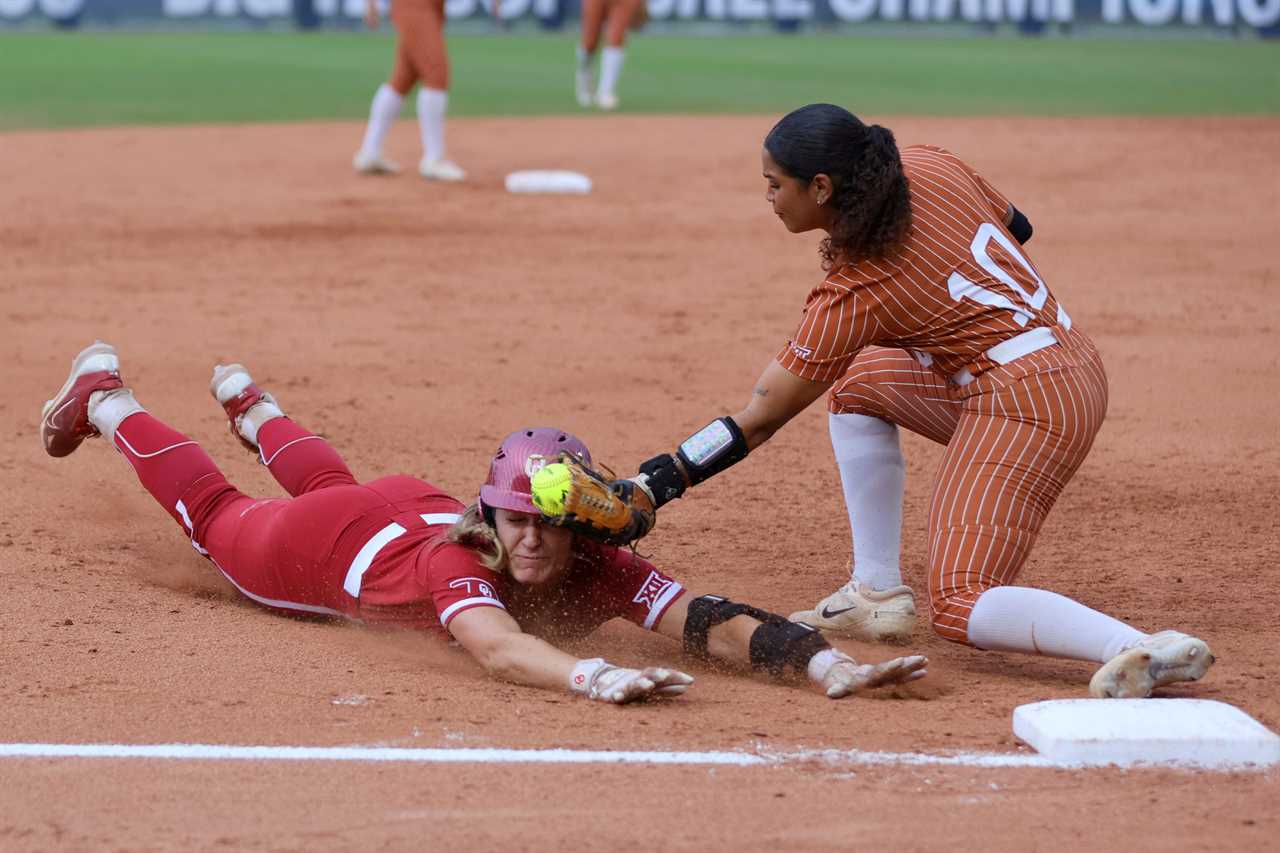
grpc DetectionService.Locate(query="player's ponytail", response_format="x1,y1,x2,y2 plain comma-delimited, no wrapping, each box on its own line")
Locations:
448,503,507,572
850,124,912,265
764,104,912,270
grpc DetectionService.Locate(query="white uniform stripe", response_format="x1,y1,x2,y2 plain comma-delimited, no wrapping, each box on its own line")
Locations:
342,522,406,598
642,581,685,630
174,499,209,557
439,596,505,626
261,434,323,467
214,562,350,619
114,431,197,459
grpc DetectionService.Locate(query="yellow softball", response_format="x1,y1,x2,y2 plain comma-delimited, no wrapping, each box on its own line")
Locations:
530,463,572,516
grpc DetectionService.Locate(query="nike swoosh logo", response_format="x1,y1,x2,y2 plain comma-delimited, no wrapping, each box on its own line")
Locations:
820,605,858,619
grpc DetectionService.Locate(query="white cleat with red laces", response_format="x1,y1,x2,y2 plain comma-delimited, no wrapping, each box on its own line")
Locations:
209,363,284,453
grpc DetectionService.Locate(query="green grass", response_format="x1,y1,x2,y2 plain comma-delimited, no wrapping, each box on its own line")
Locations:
1,32,1276,129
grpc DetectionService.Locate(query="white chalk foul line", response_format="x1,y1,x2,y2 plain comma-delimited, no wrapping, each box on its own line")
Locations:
0,742,1054,768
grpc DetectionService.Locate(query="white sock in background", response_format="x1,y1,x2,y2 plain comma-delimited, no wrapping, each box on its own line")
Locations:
967,586,1147,662
417,88,449,163
829,413,905,591
597,46,625,99
575,46,595,106
357,84,404,158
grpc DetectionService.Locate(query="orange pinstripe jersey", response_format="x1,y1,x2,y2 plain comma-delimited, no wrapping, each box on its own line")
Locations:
777,145,1071,389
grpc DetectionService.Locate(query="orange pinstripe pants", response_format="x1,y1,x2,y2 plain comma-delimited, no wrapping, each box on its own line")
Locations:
828,335,1108,643
390,0,448,92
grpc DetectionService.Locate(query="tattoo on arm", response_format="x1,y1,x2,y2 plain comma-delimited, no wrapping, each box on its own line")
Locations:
753,386,770,398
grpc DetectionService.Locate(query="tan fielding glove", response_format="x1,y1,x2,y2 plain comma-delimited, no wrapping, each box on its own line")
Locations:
534,453,656,546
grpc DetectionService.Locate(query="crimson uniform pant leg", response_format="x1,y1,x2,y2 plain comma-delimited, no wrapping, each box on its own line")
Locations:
256,417,357,496
111,413,364,615
111,412,248,550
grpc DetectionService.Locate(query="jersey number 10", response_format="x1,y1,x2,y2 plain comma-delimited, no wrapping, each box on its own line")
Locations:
946,222,1048,327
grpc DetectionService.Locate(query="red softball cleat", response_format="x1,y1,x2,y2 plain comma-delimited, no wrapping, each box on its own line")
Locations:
40,341,125,458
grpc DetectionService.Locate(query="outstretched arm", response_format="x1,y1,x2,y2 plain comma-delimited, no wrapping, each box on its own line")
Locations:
533,361,831,544
732,359,832,449
636,359,830,508
653,591,927,699
448,606,692,703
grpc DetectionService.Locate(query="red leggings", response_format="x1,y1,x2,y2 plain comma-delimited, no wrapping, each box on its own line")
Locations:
110,413,377,617
828,339,1108,643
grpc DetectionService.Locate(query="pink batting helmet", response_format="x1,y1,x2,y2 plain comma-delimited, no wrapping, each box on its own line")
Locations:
479,428,592,516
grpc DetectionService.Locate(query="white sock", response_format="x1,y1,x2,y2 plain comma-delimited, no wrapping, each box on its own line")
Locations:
967,586,1148,663
357,83,404,158
829,413,904,591
597,46,625,98
87,388,145,445
238,399,285,448
417,88,448,163
576,45,592,71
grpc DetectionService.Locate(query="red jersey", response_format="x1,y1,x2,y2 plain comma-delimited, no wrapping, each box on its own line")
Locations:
777,145,1078,396
338,477,686,637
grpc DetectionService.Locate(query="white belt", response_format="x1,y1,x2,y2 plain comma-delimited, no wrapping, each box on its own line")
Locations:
951,324,1060,387
342,512,462,598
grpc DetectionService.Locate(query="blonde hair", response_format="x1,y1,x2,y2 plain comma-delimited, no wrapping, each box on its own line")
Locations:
447,503,509,573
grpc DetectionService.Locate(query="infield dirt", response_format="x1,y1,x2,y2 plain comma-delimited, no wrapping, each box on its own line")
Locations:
1,115,1277,850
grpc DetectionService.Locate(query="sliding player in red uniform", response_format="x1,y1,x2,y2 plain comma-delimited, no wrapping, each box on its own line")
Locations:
39,341,926,704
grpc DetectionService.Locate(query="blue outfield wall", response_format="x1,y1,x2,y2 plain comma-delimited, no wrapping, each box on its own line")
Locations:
2,0,1278,32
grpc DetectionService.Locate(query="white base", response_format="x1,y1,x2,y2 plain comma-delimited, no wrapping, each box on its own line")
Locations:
505,170,592,194
1013,699,1280,769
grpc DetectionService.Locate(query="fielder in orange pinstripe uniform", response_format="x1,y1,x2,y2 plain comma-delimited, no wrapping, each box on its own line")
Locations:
627,104,1214,698
352,0,473,181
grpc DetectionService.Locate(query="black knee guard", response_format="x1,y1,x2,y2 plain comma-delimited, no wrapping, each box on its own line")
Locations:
683,595,753,661
748,619,830,678
683,594,831,677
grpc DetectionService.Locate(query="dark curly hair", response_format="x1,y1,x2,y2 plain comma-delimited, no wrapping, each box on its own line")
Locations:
764,104,912,270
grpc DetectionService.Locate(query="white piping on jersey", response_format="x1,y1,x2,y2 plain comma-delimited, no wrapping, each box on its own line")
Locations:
951,323,1062,387
439,596,506,626
642,581,685,630
175,499,210,556
114,430,196,459
343,522,407,597
215,560,350,619
261,434,323,467
341,513,461,598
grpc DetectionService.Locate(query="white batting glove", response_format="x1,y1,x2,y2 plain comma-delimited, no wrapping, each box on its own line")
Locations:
808,648,928,699
569,658,694,704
